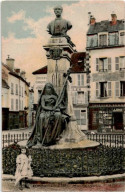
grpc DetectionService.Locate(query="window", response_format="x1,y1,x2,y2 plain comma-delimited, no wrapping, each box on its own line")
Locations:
100,82,107,97
115,82,120,97
19,100,21,110
96,58,111,72
120,82,125,96
120,57,125,70
99,34,107,46
72,91,78,104
115,57,119,70
99,58,108,72
19,86,21,96
115,57,125,70
11,83,14,94
16,84,18,95
87,35,98,48
109,32,118,45
96,82,99,97
77,92,84,104
108,82,112,97
16,99,18,110
77,74,84,86
22,87,23,97
74,110,86,126
81,110,86,125
119,31,125,45
11,99,14,110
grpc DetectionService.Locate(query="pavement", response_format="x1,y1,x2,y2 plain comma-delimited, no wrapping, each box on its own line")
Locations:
2,173,125,192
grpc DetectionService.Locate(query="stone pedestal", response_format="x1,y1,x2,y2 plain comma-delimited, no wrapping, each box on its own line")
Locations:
43,37,74,95
43,37,86,144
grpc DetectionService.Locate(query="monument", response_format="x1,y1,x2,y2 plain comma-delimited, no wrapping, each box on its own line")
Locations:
26,5,99,149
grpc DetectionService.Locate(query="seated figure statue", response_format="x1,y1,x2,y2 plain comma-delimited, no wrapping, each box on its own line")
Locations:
47,5,72,37
27,83,69,148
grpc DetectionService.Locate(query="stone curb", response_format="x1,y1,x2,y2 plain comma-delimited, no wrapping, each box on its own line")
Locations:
2,173,125,184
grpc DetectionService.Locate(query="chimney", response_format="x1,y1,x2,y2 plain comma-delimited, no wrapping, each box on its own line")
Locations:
6,55,15,71
111,12,117,25
90,15,96,25
15,68,20,75
20,71,26,79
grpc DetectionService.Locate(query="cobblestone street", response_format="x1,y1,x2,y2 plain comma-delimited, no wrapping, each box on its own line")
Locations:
2,180,125,192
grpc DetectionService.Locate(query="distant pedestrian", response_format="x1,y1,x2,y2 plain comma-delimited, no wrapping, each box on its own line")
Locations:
15,147,33,190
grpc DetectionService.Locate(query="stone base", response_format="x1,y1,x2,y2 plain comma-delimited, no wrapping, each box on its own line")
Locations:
18,139,99,150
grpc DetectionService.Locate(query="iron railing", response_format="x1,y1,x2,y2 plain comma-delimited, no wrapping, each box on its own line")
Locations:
2,132,125,148
87,133,125,148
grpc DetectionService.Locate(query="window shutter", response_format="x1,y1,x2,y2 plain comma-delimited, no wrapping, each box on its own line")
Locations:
108,82,112,97
108,58,111,70
115,82,120,97
96,82,99,97
78,75,80,86
115,57,119,70
96,58,99,71
81,75,84,86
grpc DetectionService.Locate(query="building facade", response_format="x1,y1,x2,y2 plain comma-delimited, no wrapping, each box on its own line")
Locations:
2,57,31,130
70,52,89,131
87,13,125,132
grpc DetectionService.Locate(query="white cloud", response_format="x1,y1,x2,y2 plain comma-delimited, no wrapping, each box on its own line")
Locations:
7,10,26,23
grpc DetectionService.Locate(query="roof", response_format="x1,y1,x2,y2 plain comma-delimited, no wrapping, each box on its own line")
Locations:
87,20,125,35
2,63,30,87
2,79,9,89
70,52,86,73
32,66,47,74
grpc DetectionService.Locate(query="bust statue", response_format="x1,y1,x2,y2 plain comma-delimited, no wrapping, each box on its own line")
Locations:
47,5,72,37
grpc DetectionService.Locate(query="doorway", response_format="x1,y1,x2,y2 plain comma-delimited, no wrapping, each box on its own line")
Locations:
113,112,123,130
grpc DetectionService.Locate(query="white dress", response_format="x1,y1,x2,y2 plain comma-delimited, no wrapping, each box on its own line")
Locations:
15,154,33,186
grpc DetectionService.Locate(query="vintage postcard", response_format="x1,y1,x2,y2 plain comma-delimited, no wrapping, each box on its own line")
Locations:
1,0,125,192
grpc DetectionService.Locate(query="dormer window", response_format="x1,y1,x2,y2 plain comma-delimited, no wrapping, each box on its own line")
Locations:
119,30,125,45
98,33,108,46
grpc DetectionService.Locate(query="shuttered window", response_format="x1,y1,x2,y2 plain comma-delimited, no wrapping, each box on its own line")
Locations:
16,99,18,111
115,57,119,70
77,74,84,86
99,34,107,46
108,82,112,97
115,82,120,97
108,58,111,70
109,33,119,45
119,32,125,45
120,56,125,70
78,75,80,86
11,83,14,94
16,84,18,95
96,82,99,97
96,58,99,71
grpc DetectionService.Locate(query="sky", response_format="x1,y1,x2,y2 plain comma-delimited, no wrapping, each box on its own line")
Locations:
2,0,125,86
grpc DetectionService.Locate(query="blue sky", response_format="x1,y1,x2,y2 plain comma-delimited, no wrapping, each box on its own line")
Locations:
2,1,77,38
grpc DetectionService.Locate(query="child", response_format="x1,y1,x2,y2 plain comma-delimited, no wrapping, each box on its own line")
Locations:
15,147,33,190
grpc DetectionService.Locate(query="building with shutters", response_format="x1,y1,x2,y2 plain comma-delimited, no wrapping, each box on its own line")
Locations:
86,13,125,132
2,56,31,130
32,52,89,131
70,52,89,131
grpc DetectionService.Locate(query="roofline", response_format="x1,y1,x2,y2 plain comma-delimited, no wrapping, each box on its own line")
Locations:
32,66,47,75
9,72,30,86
